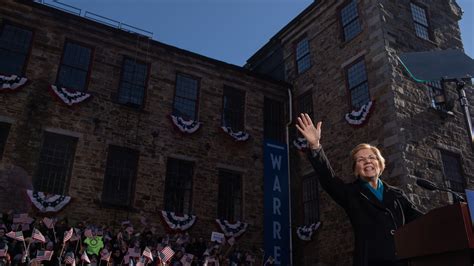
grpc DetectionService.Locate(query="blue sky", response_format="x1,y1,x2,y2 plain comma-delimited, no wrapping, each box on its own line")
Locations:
58,0,473,66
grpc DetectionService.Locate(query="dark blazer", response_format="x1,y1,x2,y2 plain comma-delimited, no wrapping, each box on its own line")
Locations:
308,148,423,266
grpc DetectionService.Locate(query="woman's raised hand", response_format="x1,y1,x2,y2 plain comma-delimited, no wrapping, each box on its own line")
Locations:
296,113,322,149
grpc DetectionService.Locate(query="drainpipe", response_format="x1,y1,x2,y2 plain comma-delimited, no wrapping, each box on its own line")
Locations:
286,88,293,266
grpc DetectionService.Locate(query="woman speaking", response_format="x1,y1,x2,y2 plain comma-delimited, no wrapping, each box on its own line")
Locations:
296,113,423,266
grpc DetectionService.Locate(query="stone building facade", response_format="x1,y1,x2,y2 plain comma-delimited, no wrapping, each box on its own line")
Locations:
0,0,289,251
247,0,473,265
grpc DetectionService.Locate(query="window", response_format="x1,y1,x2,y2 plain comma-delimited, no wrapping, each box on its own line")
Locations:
164,158,194,214
264,97,285,142
173,73,199,120
410,3,430,40
440,150,465,193
57,41,92,91
297,90,313,118
0,122,11,160
34,132,77,194
222,87,245,131
426,81,448,111
0,24,33,75
218,170,242,221
347,59,370,110
118,58,148,107
102,145,139,206
302,174,320,224
340,0,362,41
296,38,311,74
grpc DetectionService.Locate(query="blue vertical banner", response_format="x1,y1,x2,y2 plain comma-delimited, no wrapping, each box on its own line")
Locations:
264,139,290,265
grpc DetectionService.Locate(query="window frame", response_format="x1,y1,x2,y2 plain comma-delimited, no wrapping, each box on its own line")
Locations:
55,39,94,92
264,97,285,142
221,86,246,131
344,57,370,110
440,150,466,194
302,173,320,225
172,72,201,121
34,132,78,195
294,36,311,74
339,0,363,42
0,122,11,160
0,21,34,76
101,145,139,207
217,169,243,222
117,56,150,108
410,2,432,41
163,157,194,215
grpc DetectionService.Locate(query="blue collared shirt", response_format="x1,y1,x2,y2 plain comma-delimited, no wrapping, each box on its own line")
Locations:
362,178,384,202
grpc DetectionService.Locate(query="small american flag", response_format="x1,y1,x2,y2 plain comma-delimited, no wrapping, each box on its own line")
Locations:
42,217,55,229
0,248,7,257
180,253,194,266
158,246,175,263
32,228,46,243
81,252,90,263
63,228,73,243
142,247,153,261
6,231,24,241
36,250,54,261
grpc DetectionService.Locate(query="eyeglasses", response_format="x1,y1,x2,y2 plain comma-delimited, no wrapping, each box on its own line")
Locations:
355,155,378,163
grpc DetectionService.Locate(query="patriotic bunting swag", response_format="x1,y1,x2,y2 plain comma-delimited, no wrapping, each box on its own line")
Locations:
345,100,374,126
215,219,248,238
293,137,308,150
160,211,196,232
221,126,249,142
296,221,321,241
170,115,201,134
50,85,91,106
0,74,27,92
27,190,71,213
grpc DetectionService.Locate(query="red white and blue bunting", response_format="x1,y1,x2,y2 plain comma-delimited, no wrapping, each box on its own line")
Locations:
170,115,201,134
160,211,196,232
293,137,308,150
296,221,321,241
27,189,71,213
50,85,91,106
0,74,27,92
215,219,248,238
345,101,374,126
221,127,249,142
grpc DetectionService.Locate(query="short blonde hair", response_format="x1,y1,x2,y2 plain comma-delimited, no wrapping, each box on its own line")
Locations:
350,143,386,176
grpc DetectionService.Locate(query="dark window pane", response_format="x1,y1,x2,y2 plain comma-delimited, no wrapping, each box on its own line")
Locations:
34,132,77,194
118,58,148,107
411,3,428,26
173,74,199,120
264,98,285,142
411,3,430,40
218,170,242,221
0,122,11,160
296,38,311,74
0,24,32,75
102,145,139,206
57,41,92,91
441,151,465,193
164,158,194,214
347,60,369,109
222,87,245,131
303,174,320,224
340,0,361,41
